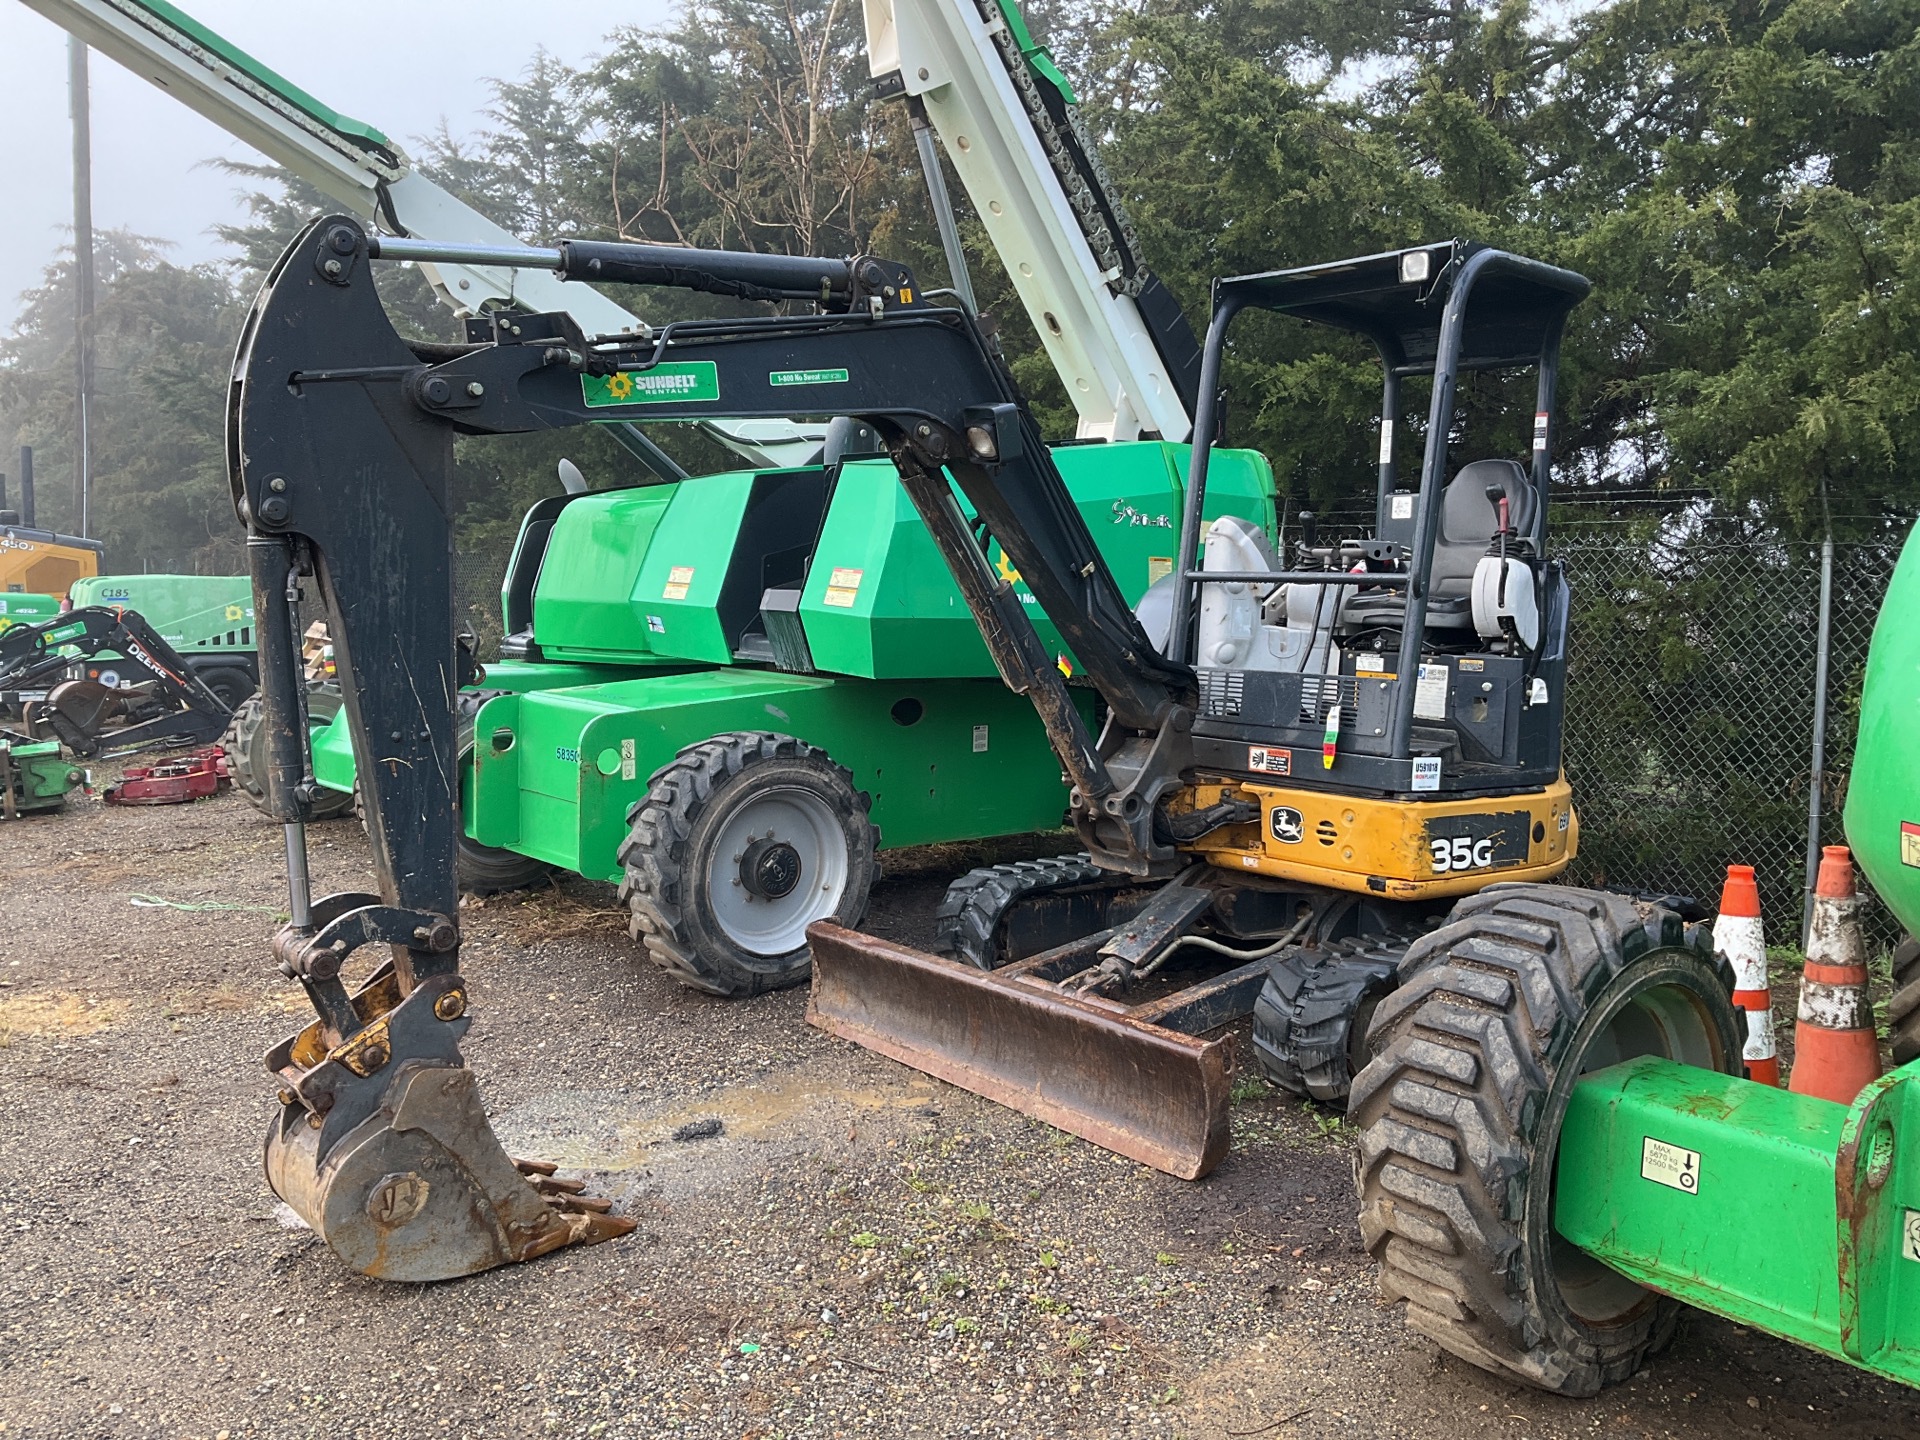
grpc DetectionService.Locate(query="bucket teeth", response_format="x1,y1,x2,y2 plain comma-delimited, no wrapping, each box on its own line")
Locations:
263,970,635,1280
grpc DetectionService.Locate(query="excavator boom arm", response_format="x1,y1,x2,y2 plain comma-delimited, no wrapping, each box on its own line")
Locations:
232,215,1195,1278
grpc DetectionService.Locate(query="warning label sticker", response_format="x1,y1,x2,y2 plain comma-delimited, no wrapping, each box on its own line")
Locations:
1641,1136,1700,1195
663,565,696,600
1248,746,1291,776
1902,821,1920,868
1414,662,1450,721
1903,1209,1920,1263
823,567,865,608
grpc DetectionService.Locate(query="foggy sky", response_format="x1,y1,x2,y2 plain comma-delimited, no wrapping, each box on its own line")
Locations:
1,1,676,335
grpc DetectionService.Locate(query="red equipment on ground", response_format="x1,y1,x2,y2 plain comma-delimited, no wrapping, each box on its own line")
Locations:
102,747,231,806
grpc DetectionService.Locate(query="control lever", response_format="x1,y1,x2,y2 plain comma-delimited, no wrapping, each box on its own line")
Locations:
1483,483,1512,606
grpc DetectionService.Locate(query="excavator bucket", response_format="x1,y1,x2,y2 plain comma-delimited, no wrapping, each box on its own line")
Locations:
805,923,1234,1179
263,958,633,1282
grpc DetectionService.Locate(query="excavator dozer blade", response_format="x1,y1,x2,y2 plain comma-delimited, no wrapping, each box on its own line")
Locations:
805,923,1232,1179
264,970,634,1282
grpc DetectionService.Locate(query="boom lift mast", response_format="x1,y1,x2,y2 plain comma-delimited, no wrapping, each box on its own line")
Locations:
869,0,1201,439
20,0,808,468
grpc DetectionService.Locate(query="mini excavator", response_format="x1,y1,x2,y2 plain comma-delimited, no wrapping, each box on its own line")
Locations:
233,214,1606,1276
805,242,1594,1175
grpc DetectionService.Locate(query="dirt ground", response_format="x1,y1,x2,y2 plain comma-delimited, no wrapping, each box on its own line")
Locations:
2,771,1917,1440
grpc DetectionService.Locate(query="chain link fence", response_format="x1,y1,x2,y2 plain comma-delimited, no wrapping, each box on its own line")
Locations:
454,544,517,663
1557,524,1898,946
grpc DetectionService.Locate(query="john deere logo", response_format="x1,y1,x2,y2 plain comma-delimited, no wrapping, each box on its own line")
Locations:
582,362,721,407
1270,807,1305,844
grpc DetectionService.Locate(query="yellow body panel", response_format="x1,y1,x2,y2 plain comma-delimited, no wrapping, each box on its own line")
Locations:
1185,775,1578,900
0,537,99,597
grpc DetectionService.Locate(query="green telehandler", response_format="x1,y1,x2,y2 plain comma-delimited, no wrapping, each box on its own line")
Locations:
1333,521,1920,1396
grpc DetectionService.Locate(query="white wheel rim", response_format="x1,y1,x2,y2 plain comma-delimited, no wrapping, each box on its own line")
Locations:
707,785,849,956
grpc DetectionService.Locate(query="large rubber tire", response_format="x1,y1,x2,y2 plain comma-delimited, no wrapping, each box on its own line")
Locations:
193,663,255,713
223,697,267,807
933,853,1108,969
1889,934,1920,1067
226,686,353,820
457,830,554,895
1352,884,1742,1397
1252,939,1403,1105
616,732,877,997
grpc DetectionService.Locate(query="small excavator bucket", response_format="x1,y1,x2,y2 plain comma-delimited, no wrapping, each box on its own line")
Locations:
264,960,633,1282
806,923,1233,1179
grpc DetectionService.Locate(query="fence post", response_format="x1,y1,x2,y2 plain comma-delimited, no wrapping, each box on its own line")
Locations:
1801,533,1836,946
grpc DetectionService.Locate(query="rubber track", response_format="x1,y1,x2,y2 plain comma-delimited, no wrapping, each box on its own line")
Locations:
616,731,869,997
1251,936,1407,1105
1890,934,1920,1067
932,853,1106,969
1351,885,1698,1396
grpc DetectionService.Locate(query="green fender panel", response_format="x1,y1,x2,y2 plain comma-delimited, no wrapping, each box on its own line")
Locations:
472,670,1089,880
309,659,673,798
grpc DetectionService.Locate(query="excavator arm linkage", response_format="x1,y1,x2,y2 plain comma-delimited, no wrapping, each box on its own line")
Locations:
232,215,1198,1279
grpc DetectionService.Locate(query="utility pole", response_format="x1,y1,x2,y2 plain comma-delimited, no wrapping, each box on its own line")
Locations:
69,37,96,539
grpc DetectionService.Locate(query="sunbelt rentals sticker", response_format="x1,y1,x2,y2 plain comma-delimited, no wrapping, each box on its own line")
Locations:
582,362,721,407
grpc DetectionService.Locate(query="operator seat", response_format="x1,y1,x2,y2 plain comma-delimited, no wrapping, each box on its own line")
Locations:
1341,458,1534,632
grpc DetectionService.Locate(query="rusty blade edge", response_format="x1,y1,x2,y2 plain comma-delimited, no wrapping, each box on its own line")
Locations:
805,923,1232,1180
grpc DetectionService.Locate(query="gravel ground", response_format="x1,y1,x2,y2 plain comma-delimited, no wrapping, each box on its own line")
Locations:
3,771,1918,1440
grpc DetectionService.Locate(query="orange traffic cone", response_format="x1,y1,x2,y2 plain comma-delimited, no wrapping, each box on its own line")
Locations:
1713,864,1779,1087
1788,846,1883,1105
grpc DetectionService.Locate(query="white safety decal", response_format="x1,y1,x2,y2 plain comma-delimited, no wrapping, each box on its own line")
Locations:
1248,745,1291,776
1641,1137,1700,1195
1413,662,1450,721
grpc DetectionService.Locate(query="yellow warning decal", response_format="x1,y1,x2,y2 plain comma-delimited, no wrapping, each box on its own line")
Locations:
663,565,695,601
1902,821,1920,868
824,567,864,608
